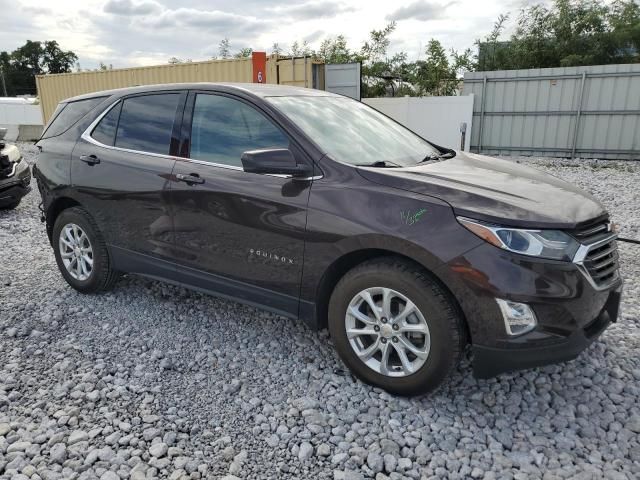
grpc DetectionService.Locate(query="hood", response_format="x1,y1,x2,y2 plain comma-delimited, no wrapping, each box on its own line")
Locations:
356,152,606,229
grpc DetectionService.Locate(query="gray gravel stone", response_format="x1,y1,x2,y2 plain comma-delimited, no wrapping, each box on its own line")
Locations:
149,442,168,458
49,443,67,464
367,452,384,473
299,441,313,461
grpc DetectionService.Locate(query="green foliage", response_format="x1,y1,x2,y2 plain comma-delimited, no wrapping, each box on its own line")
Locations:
0,40,77,96
316,35,352,64
289,40,313,57
284,22,471,97
478,0,640,70
234,48,253,59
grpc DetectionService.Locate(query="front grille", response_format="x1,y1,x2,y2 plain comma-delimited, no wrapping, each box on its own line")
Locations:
571,218,611,243
572,218,619,289
583,240,619,287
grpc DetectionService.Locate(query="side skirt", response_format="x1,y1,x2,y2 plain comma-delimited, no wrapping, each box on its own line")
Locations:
109,245,312,323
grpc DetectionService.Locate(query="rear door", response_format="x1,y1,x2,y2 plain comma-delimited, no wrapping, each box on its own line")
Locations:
168,91,314,316
71,91,186,273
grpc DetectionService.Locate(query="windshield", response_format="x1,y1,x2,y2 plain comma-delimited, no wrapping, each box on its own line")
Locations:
266,96,441,167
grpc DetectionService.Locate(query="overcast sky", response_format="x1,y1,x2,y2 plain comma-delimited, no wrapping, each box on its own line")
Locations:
2,0,540,69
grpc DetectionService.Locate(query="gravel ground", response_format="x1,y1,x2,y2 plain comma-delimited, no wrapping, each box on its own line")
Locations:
1,144,639,480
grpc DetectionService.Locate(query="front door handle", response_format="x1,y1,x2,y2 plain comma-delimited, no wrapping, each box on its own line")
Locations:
79,154,100,166
176,173,205,185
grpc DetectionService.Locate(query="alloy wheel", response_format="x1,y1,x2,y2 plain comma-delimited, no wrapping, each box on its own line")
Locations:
58,223,94,281
345,287,431,377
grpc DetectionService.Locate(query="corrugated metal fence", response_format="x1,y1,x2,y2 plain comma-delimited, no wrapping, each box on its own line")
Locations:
36,56,323,123
462,64,640,160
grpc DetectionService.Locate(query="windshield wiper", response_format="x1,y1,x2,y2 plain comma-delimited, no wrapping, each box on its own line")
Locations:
418,150,456,164
356,160,402,168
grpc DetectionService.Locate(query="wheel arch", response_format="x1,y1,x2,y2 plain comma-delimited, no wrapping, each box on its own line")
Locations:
313,248,470,344
45,196,82,243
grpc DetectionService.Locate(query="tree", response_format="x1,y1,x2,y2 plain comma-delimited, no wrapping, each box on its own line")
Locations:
353,22,395,96
42,41,78,74
289,40,313,57
476,14,510,71
271,43,283,56
316,35,353,64
0,39,77,96
360,22,396,63
234,48,253,58
218,38,231,59
477,0,640,70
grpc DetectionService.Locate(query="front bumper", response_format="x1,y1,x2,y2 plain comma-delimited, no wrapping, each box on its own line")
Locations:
438,242,623,378
472,286,621,378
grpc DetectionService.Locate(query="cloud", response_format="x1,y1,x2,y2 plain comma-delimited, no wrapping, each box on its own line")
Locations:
270,1,355,20
303,30,325,44
3,0,507,70
21,5,52,15
386,0,456,22
104,0,162,16
154,8,268,30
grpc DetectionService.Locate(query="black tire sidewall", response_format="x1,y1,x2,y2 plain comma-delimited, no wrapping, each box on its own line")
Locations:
329,263,459,396
52,209,107,293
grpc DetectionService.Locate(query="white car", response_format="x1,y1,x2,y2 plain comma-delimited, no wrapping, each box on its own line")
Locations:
0,128,31,209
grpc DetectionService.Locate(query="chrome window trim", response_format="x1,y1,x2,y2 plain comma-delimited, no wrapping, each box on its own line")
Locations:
177,157,322,180
82,98,323,181
572,233,620,291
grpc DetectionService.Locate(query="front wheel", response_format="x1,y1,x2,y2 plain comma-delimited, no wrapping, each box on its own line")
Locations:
52,207,119,293
328,258,465,396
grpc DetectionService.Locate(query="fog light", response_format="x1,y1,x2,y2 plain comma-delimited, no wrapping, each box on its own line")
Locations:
496,299,537,336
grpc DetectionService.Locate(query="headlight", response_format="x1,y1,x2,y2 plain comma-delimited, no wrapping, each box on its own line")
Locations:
457,216,579,261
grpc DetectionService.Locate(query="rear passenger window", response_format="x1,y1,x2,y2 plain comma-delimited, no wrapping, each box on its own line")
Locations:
190,94,289,167
115,94,180,155
91,101,121,146
42,97,106,139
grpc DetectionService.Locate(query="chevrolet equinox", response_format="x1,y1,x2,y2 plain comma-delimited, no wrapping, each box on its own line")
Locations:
33,83,622,395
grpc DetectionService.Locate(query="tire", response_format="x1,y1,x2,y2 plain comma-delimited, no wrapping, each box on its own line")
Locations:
328,257,465,396
52,207,119,293
0,199,21,210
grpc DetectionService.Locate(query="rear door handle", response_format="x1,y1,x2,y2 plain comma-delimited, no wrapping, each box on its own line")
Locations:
79,154,100,165
176,173,205,185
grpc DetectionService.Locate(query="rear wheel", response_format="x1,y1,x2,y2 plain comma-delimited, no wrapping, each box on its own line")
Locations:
328,258,464,396
52,207,118,293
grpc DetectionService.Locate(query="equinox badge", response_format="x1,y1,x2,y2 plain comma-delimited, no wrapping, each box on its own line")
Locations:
249,248,295,265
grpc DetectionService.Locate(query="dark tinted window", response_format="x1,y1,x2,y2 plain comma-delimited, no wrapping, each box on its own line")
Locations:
190,94,288,167
115,94,180,155
43,97,106,138
91,101,121,146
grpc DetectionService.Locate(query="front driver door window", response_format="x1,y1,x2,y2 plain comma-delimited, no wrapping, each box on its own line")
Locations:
189,93,289,167
169,93,312,317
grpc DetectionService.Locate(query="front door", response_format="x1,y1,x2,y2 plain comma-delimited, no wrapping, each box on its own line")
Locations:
169,92,313,316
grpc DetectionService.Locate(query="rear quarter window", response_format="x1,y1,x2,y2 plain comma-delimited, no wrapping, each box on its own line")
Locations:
42,97,106,139
91,101,122,146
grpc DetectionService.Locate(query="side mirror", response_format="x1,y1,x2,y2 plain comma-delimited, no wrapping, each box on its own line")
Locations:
241,149,312,178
